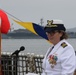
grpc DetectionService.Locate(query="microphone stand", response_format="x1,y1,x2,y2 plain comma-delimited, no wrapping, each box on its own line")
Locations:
11,50,19,75
11,46,25,75
15,50,18,75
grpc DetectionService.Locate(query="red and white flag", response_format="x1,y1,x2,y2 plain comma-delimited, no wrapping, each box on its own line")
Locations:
0,9,10,34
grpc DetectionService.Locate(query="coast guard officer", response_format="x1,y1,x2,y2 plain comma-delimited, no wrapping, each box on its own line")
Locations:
42,20,75,75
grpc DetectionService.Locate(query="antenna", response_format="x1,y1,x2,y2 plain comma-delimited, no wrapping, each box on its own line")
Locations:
40,18,44,26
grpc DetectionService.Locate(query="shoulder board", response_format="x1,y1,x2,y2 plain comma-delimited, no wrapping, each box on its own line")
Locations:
61,42,68,48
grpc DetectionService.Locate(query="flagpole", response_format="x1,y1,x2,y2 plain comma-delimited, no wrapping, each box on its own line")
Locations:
0,17,1,74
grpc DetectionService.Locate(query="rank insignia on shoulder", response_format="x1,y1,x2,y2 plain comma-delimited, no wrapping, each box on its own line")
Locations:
61,42,68,48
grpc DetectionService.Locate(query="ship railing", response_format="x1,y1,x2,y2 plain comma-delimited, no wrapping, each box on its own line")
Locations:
1,52,44,75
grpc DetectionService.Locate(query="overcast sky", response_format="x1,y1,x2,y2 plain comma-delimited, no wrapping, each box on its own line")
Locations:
1,0,76,30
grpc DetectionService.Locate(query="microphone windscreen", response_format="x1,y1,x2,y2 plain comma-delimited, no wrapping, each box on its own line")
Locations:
20,46,25,51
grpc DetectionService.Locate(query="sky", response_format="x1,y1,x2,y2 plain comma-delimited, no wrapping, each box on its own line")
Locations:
1,0,76,30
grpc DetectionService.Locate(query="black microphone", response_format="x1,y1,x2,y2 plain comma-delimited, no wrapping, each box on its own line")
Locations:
11,46,25,56
19,46,25,52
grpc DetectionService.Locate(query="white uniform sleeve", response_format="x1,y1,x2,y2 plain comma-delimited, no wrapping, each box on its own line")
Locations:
26,73,39,75
60,46,75,75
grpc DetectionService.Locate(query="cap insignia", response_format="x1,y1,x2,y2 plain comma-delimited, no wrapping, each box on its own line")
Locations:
47,20,53,25
46,20,57,27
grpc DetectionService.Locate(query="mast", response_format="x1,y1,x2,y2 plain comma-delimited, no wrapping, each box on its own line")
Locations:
10,23,14,32
40,18,44,26
0,17,2,75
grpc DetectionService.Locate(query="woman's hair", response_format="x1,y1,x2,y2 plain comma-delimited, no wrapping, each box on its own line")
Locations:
58,30,68,40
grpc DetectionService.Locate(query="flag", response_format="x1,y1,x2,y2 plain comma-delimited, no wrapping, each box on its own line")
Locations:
13,20,49,41
0,9,10,34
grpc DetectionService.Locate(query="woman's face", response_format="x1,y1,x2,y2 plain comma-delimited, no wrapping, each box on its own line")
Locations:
46,31,63,45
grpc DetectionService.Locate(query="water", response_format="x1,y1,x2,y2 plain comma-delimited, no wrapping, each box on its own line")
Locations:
2,38,76,55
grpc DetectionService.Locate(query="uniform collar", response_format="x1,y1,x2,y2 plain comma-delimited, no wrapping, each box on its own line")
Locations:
51,39,66,54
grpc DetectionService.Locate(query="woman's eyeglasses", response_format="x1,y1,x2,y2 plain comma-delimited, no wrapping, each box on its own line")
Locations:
46,30,58,36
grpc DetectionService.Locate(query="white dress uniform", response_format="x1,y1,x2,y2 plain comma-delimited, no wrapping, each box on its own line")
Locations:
42,39,75,75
